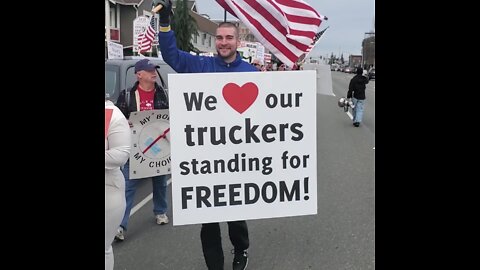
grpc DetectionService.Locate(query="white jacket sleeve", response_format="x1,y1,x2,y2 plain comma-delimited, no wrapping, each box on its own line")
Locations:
105,105,131,170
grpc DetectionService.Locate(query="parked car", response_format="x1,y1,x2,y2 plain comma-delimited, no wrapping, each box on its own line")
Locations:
105,56,176,103
368,68,375,80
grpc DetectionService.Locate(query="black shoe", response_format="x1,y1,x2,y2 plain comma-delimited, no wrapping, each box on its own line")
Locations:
353,122,360,127
232,249,248,270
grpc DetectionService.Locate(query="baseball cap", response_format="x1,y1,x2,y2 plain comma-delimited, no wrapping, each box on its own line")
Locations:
134,59,159,73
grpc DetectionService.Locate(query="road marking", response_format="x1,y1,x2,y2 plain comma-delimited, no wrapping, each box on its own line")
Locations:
130,177,172,216
346,111,353,120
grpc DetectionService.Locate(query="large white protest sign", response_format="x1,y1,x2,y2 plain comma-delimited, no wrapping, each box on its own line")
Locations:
129,110,171,179
169,71,317,225
302,63,334,96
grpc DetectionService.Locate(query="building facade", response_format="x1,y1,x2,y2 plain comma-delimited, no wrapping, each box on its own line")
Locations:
105,0,265,58
362,32,375,69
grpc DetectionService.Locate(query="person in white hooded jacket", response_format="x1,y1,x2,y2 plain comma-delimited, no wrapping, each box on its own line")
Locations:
105,99,131,270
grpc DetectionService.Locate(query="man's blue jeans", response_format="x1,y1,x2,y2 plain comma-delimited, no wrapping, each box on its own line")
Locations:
352,98,365,123
119,160,168,230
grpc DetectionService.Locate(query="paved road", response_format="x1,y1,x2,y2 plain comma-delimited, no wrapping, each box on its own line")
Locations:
113,70,375,270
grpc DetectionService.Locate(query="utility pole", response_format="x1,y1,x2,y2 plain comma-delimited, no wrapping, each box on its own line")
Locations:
105,0,111,42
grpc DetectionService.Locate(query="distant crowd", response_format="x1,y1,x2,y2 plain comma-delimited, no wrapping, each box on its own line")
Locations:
250,59,303,72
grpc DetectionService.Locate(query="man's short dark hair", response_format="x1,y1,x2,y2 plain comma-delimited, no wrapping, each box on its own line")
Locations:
217,22,239,38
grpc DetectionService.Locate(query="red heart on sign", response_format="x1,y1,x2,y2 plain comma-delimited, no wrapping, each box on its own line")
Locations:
222,82,259,114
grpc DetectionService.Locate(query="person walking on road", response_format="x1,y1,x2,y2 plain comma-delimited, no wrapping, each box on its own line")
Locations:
347,67,369,127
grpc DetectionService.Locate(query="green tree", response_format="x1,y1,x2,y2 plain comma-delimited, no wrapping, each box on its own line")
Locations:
171,0,199,52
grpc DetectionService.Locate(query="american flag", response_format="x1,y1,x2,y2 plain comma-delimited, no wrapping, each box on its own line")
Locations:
138,16,156,53
306,26,329,53
216,0,327,67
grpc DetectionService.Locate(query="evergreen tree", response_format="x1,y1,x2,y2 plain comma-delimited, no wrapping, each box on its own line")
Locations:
171,0,198,52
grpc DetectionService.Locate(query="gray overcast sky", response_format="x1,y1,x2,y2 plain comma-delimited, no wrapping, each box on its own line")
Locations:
194,0,375,59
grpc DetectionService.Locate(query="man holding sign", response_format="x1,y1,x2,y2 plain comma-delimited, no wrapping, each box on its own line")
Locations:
154,1,256,269
114,59,171,241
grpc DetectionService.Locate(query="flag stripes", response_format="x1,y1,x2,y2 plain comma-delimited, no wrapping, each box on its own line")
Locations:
306,26,329,53
138,16,156,53
216,0,326,67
